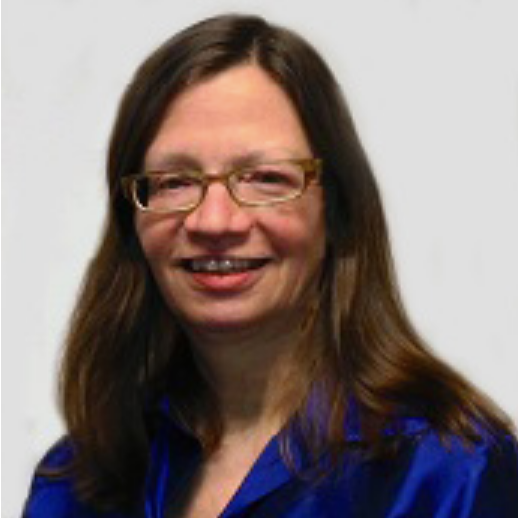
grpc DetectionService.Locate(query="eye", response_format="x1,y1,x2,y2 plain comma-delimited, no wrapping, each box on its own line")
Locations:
241,167,296,187
150,174,198,194
253,171,288,184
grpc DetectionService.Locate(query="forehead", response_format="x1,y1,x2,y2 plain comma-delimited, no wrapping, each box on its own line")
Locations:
144,65,312,169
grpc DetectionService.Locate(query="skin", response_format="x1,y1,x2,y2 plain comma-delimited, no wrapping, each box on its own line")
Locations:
135,64,326,516
137,63,325,355
135,65,325,421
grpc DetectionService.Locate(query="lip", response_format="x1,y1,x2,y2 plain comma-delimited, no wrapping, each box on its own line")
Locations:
190,270,261,292
176,256,270,272
175,255,271,293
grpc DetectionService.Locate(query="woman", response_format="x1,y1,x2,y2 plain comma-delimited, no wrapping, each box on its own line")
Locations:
24,13,518,518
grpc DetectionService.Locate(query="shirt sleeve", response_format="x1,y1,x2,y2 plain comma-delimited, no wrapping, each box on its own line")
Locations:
458,433,518,517
21,439,94,518
386,430,518,518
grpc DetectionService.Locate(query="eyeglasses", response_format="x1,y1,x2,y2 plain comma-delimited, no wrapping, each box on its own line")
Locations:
121,158,322,214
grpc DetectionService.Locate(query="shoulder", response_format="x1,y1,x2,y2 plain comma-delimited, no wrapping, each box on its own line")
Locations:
364,422,518,516
411,424,518,483
22,438,95,518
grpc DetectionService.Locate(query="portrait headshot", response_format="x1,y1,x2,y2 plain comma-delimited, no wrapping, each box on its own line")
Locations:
3,1,518,517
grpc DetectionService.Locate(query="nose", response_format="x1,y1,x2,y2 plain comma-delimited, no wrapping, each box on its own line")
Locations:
183,182,253,243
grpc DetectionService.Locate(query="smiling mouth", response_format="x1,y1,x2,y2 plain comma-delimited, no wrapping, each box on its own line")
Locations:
177,257,271,275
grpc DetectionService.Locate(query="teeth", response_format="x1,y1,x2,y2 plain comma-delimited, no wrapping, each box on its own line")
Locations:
184,258,267,274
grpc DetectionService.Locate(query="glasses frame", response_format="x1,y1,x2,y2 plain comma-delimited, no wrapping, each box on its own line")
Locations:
120,158,322,214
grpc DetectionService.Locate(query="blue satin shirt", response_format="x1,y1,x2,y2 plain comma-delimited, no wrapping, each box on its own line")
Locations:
24,403,518,517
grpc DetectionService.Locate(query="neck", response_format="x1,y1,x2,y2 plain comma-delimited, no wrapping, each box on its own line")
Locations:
185,315,309,437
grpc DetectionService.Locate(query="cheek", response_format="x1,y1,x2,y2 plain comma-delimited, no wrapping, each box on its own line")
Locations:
260,202,326,263
135,215,182,262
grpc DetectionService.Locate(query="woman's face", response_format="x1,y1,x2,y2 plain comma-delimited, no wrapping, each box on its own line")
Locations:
136,65,326,339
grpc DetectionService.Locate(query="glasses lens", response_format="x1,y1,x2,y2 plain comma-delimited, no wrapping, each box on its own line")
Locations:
233,162,305,204
134,174,201,212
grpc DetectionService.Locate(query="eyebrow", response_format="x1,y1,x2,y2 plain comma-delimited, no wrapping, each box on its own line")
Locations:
143,152,201,172
143,149,301,172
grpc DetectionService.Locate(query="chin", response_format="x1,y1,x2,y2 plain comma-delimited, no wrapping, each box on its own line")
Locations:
180,309,275,337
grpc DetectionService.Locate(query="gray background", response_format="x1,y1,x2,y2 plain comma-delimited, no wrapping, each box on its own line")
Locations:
3,1,518,516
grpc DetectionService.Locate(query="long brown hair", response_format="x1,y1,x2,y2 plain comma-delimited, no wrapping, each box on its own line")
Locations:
54,13,512,512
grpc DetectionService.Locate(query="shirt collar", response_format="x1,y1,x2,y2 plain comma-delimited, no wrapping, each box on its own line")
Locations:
150,395,429,516
155,393,429,440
